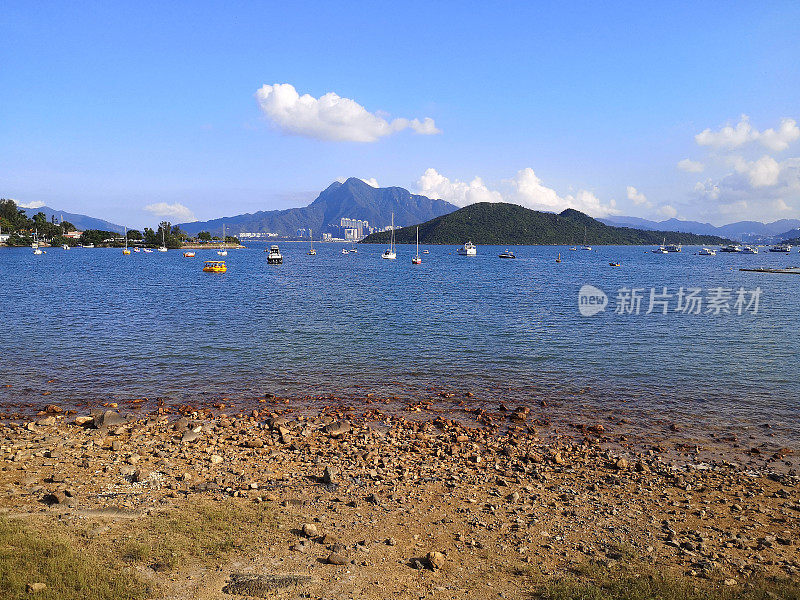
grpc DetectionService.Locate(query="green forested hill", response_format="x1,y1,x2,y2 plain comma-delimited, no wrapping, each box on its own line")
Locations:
361,203,732,246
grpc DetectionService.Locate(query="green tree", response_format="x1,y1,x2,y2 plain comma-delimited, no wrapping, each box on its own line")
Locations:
127,229,142,241
79,230,117,246
198,231,211,242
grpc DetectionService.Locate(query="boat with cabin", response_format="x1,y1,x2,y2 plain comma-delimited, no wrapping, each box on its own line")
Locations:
457,241,477,256
266,245,283,264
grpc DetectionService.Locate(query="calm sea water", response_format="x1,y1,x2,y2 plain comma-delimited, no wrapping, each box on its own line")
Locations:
1,243,798,427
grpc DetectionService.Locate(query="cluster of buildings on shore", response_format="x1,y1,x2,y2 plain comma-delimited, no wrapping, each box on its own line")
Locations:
240,217,397,242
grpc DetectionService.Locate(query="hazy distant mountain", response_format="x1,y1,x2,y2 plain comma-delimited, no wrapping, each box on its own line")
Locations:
363,203,731,246
177,178,458,237
22,206,124,233
779,227,800,241
600,215,800,239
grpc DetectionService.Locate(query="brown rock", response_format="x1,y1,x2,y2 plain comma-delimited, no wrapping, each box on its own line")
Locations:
26,582,47,593
326,552,349,565
426,551,446,570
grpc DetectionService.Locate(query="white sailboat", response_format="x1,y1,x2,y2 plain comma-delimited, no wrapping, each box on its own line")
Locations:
581,226,592,250
32,229,43,254
382,213,397,259
307,228,316,255
157,226,168,252
217,224,228,256
412,227,422,264
123,226,131,254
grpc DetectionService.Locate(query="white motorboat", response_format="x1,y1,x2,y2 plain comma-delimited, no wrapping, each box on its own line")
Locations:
457,241,477,256
382,212,397,259
665,243,682,253
498,249,515,259
62,244,70,250
698,248,716,256
342,248,349,254
769,243,792,253
720,244,741,253
266,245,283,264
740,245,758,254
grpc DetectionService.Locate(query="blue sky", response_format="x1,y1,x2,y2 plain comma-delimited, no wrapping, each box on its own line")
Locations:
3,1,800,228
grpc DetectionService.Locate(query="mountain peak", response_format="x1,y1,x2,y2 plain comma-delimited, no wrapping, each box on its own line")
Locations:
178,179,458,237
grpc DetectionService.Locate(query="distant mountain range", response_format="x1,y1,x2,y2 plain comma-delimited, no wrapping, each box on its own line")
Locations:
21,206,124,233
600,215,800,241
177,178,457,237
362,203,732,246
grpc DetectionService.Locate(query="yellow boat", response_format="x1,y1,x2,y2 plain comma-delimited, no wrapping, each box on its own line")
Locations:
183,251,195,257
203,260,227,273
122,249,131,255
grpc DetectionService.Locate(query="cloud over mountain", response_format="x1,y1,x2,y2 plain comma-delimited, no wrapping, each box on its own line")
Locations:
255,83,440,142
417,168,619,218
144,202,196,222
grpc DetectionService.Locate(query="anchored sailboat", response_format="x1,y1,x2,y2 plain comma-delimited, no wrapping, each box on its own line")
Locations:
382,213,397,259
412,227,422,264
308,228,316,255
217,224,228,256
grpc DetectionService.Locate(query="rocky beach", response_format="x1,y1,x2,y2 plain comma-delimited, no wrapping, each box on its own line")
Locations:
1,393,798,599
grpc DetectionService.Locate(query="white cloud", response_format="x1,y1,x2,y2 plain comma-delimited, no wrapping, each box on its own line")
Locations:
677,158,704,173
657,204,678,219
255,83,440,142
626,185,651,206
144,202,196,222
417,167,619,218
759,118,800,152
771,198,792,212
695,115,799,152
731,155,781,187
16,200,45,209
417,168,503,207
694,179,721,200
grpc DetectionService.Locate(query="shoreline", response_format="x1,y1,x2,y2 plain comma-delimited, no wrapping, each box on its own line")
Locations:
1,398,797,598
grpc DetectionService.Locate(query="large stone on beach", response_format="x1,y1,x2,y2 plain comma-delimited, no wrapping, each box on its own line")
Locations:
181,430,201,443
302,523,319,537
244,438,264,448
26,582,47,593
92,410,126,429
324,421,351,437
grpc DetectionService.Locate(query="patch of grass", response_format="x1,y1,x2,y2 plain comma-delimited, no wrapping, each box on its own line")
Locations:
0,516,149,600
534,561,800,600
112,498,277,571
